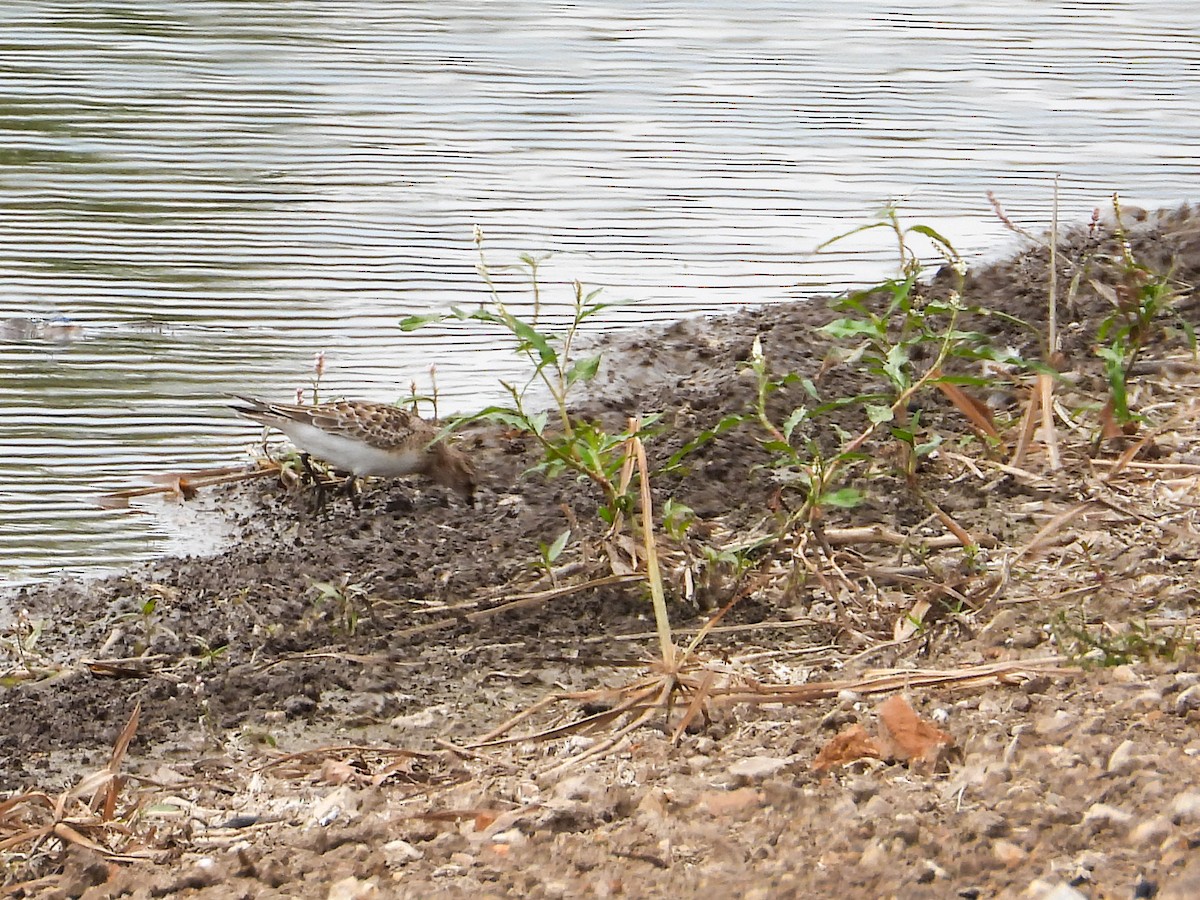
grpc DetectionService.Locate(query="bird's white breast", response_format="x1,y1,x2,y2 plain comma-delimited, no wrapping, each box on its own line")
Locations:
278,421,425,477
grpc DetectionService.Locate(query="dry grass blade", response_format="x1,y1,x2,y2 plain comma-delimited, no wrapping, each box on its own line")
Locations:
715,657,1072,705
1104,400,1200,482
823,524,989,549
935,379,1002,443
470,680,664,750
537,678,675,780
386,574,642,642
95,464,276,508
670,668,716,744
470,694,564,746
1013,502,1090,564
52,822,110,854
257,744,435,773
1010,380,1041,469
1038,372,1062,471
95,700,140,816
632,425,675,667
0,702,145,864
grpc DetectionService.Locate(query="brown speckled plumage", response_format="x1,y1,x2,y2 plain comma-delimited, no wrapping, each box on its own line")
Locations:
231,397,476,504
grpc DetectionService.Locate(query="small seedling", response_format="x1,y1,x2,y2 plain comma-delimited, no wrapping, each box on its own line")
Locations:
534,528,572,584
308,575,371,636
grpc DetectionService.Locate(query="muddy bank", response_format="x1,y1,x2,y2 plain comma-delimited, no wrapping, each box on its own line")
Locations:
2,204,1199,898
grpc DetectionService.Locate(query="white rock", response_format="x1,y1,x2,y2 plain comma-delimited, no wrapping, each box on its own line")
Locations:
327,877,380,900
728,755,791,781
381,839,424,866
310,786,359,827
1170,791,1200,823
1025,882,1088,900
1110,665,1142,683
552,774,603,801
1130,816,1172,846
1106,739,1138,775
1082,802,1133,830
1174,684,1200,714
1035,710,1077,738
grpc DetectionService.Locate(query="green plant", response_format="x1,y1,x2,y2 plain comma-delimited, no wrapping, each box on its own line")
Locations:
534,528,572,584
1052,609,1191,666
818,208,1022,467
115,583,178,654
191,639,229,669
660,498,695,541
726,205,1031,561
1093,195,1185,430
402,228,655,523
308,575,371,636
744,334,866,515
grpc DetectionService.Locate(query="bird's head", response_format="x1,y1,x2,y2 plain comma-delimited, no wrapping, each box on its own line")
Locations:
428,442,477,506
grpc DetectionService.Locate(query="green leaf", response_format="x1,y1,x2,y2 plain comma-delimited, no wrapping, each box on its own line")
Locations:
631,411,664,435
465,307,506,326
664,414,745,470
760,439,797,455
661,498,695,537
814,219,890,253
399,313,446,332
472,406,533,431
908,223,959,258
566,354,602,386
509,318,558,366
915,434,943,457
577,298,628,321
882,344,909,388
782,407,809,441
576,442,601,473
821,317,882,340
819,487,866,509
546,528,571,562
866,404,894,425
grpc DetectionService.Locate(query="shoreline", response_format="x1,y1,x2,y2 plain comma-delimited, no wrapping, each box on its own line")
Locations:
1,204,1198,897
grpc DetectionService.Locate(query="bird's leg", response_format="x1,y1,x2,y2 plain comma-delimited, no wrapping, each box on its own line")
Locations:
300,453,328,513
338,474,362,510
299,452,319,482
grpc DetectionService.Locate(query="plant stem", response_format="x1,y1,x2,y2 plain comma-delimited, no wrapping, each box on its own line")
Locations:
632,426,675,668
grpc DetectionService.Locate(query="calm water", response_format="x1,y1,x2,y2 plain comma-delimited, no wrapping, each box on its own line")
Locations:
1,0,1197,581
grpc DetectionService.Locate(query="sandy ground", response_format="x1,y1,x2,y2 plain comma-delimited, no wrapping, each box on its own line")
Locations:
2,204,1200,899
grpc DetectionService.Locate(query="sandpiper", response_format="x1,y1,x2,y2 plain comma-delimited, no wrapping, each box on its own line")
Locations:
231,396,476,505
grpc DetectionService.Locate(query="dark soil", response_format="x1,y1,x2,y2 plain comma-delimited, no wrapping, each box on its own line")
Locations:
3,204,1200,899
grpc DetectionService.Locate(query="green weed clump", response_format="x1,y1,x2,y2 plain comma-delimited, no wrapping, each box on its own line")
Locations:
1052,609,1193,667
746,204,1024,548
402,227,655,525
1092,195,1192,432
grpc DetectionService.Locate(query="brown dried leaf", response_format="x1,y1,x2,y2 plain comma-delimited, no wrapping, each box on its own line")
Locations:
812,724,883,773
935,380,1000,441
876,695,955,768
1098,398,1125,442
53,822,110,854
316,759,360,786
